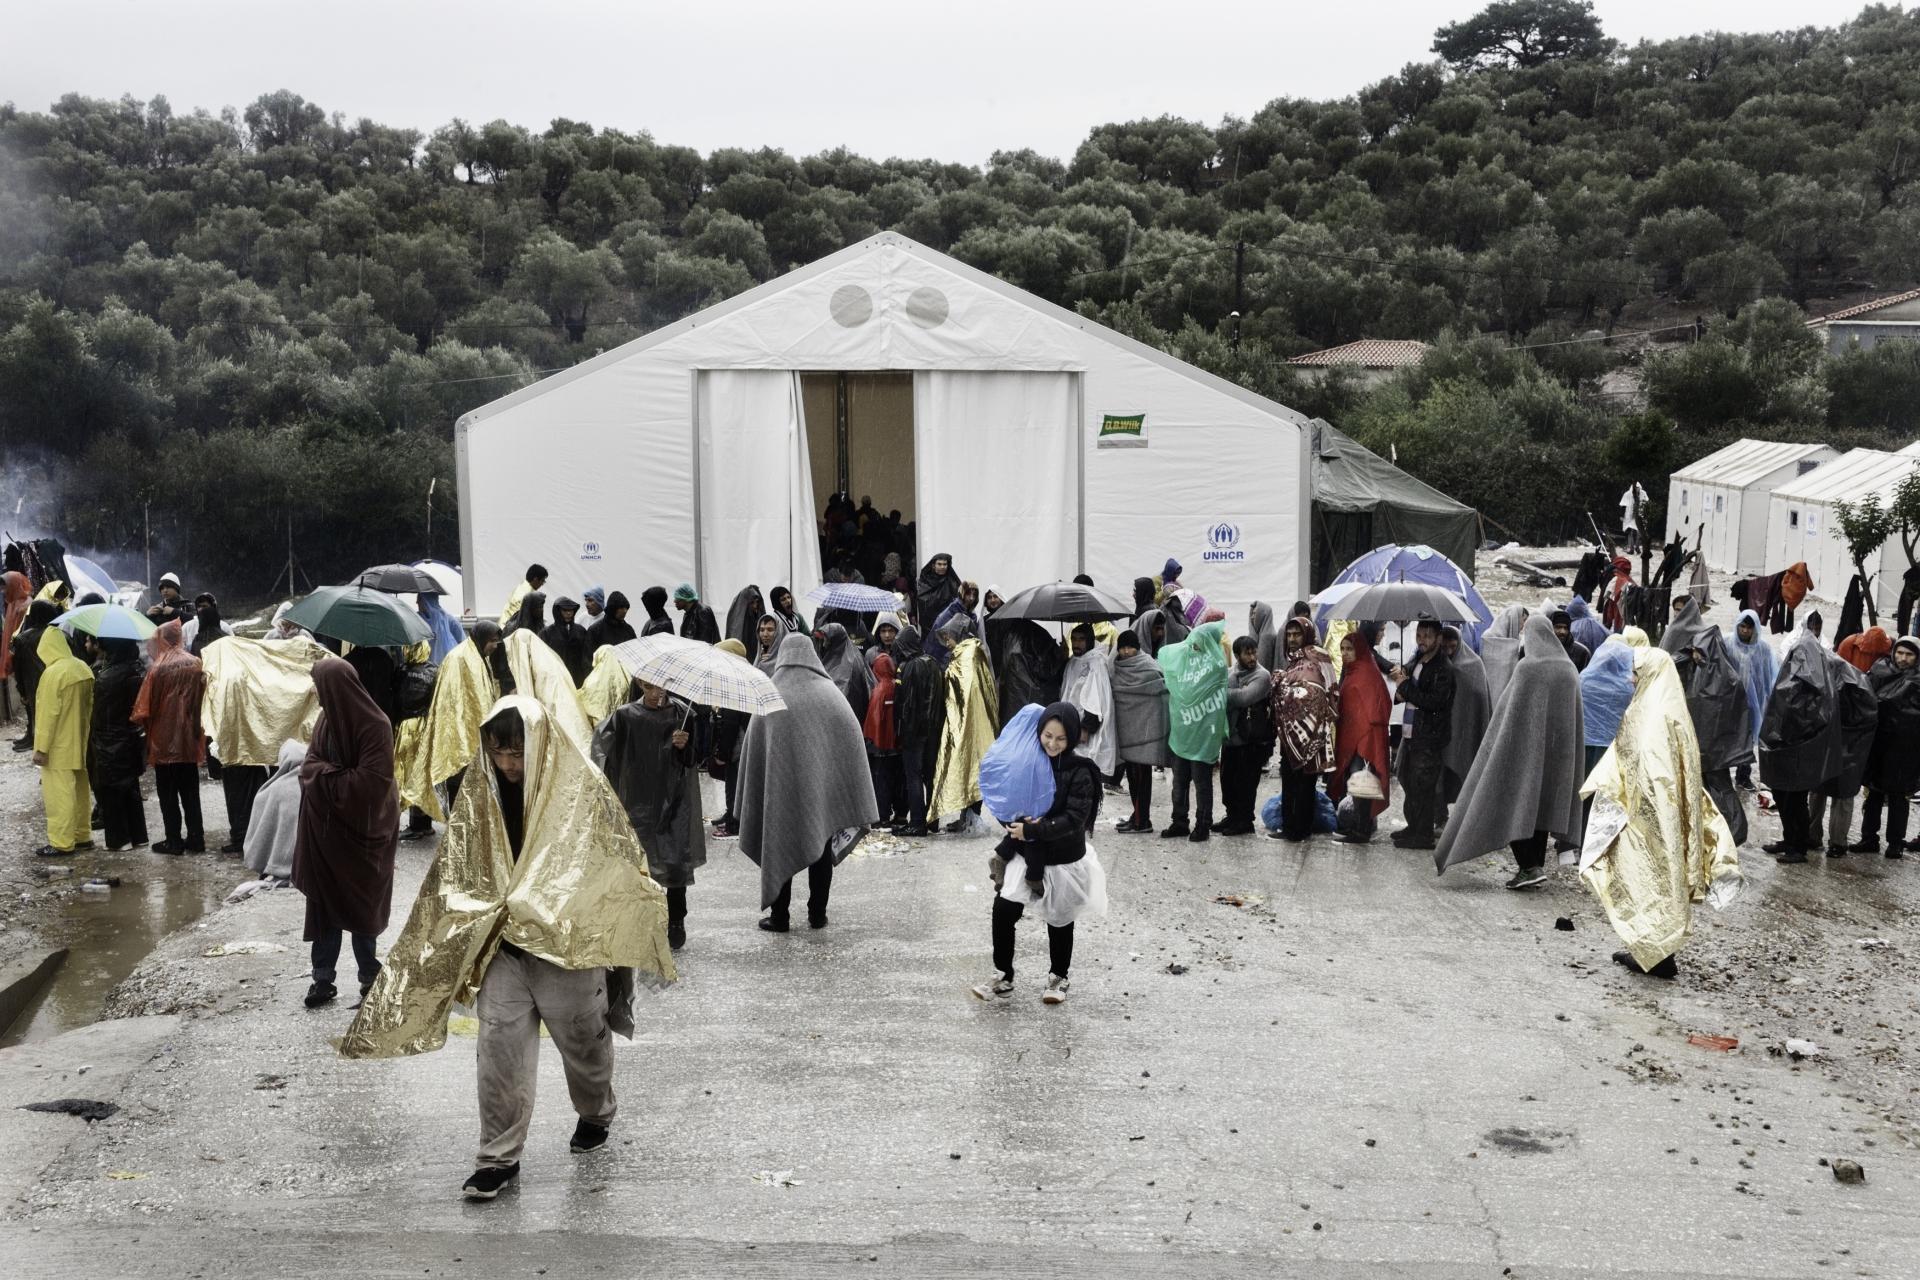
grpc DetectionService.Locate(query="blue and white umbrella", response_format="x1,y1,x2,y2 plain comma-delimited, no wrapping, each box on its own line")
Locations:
56,603,158,641
803,582,900,614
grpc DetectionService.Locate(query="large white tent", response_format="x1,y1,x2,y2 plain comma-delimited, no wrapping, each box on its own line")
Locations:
456,233,1315,620
1664,439,1838,576
1765,447,1920,613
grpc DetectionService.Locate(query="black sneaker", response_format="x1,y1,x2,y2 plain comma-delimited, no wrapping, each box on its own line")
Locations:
667,923,686,950
151,840,185,856
462,1163,519,1200
1187,825,1211,843
303,982,338,1008
1505,866,1551,890
570,1119,610,1153
33,845,70,858
1848,839,1880,854
1159,823,1190,839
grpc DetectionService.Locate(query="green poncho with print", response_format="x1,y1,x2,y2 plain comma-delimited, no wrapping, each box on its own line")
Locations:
1159,621,1228,764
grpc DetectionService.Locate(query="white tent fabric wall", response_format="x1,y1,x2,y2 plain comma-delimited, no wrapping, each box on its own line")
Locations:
697,370,820,608
458,234,1316,619
913,370,1078,589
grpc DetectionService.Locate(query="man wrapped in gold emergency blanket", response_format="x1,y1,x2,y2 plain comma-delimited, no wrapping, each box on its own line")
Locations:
339,695,676,1059
1577,646,1741,974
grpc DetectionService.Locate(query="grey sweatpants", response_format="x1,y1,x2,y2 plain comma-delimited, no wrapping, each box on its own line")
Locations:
1809,790,1856,849
474,947,616,1169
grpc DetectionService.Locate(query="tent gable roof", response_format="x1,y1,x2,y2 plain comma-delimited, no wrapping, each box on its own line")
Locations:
1771,447,1918,506
459,232,1311,433
1311,420,1474,516
1670,438,1836,488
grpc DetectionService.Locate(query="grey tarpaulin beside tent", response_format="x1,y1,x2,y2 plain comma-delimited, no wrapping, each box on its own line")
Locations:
1308,420,1480,589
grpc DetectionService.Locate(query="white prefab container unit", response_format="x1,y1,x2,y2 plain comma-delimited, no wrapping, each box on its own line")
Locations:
456,233,1320,621
1764,447,1920,614
1664,439,1838,575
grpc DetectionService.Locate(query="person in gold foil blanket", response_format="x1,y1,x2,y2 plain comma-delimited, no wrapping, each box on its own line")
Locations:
1578,645,1741,980
394,620,501,825
336,696,675,1203
929,622,1000,833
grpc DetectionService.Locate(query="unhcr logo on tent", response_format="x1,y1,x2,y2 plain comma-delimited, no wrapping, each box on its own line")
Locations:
580,541,603,562
1202,522,1245,563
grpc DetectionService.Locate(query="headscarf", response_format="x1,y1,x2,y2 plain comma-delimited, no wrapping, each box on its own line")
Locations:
737,635,880,907
1579,638,1636,747
340,695,676,1059
581,585,606,610
132,619,206,766
1133,577,1157,615
1579,646,1741,972
724,585,764,650
1727,609,1777,746
293,658,399,940
863,652,898,751
1162,557,1183,584
1435,614,1585,873
1330,634,1391,816
417,593,465,664
1838,625,1893,674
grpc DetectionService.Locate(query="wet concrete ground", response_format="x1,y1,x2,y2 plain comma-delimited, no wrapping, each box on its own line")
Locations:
4,767,1917,1278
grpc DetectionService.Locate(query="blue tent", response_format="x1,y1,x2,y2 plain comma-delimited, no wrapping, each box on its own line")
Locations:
1316,543,1494,650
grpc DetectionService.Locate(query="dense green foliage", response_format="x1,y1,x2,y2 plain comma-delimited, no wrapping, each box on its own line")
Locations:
8,1,1920,587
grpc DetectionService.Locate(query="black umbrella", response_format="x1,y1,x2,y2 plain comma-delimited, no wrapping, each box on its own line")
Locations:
354,563,444,593
990,581,1136,624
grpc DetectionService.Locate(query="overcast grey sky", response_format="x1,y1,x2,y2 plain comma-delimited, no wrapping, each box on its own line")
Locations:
2,0,1883,164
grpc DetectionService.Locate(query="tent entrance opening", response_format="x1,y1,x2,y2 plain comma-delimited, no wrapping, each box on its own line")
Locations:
801,372,915,572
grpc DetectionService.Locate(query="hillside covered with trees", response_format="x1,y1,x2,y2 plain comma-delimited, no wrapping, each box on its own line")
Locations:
6,0,1920,586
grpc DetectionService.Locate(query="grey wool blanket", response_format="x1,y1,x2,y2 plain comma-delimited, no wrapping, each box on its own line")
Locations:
1111,651,1175,766
736,634,880,907
1435,614,1585,873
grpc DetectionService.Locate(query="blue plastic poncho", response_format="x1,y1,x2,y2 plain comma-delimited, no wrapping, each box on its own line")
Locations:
1727,608,1778,746
1578,637,1635,747
1567,597,1610,653
418,593,467,665
978,703,1058,822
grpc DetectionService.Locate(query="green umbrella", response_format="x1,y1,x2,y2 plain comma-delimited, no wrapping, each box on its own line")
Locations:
285,585,433,649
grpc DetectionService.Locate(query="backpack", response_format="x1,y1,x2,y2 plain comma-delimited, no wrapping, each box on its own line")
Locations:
396,661,438,722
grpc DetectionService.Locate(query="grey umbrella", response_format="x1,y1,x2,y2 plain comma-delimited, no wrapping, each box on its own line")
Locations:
990,581,1137,624
354,563,444,593
1318,581,1476,624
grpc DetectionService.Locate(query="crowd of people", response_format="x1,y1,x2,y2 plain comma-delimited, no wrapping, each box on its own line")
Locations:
5,534,1912,1201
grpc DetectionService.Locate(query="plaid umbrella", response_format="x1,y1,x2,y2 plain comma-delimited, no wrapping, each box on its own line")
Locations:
56,603,157,641
803,582,899,613
611,635,786,715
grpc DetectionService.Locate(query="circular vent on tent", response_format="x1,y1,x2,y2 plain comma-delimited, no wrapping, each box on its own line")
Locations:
830,285,874,327
906,286,950,328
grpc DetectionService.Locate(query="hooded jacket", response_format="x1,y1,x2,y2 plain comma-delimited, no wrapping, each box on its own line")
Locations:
588,592,638,651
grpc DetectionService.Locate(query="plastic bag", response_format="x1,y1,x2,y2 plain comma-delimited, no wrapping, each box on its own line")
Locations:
1260,793,1284,833
979,704,1057,824
1335,795,1376,839
1312,790,1336,834
1347,761,1384,801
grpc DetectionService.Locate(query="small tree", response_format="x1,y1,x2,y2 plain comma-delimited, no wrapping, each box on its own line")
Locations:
1833,495,1895,626
1887,471,1920,630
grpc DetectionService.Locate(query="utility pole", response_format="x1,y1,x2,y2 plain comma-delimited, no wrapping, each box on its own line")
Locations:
427,477,436,559
1231,241,1246,351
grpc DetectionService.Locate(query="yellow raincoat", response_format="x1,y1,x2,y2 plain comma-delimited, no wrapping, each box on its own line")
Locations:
339,695,675,1059
505,628,593,752
34,580,69,606
576,644,630,729
930,636,999,822
33,626,94,850
394,636,497,820
1579,646,1741,971
201,635,330,765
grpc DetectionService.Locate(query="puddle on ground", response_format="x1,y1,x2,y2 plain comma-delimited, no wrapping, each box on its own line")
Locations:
1,854,235,1047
